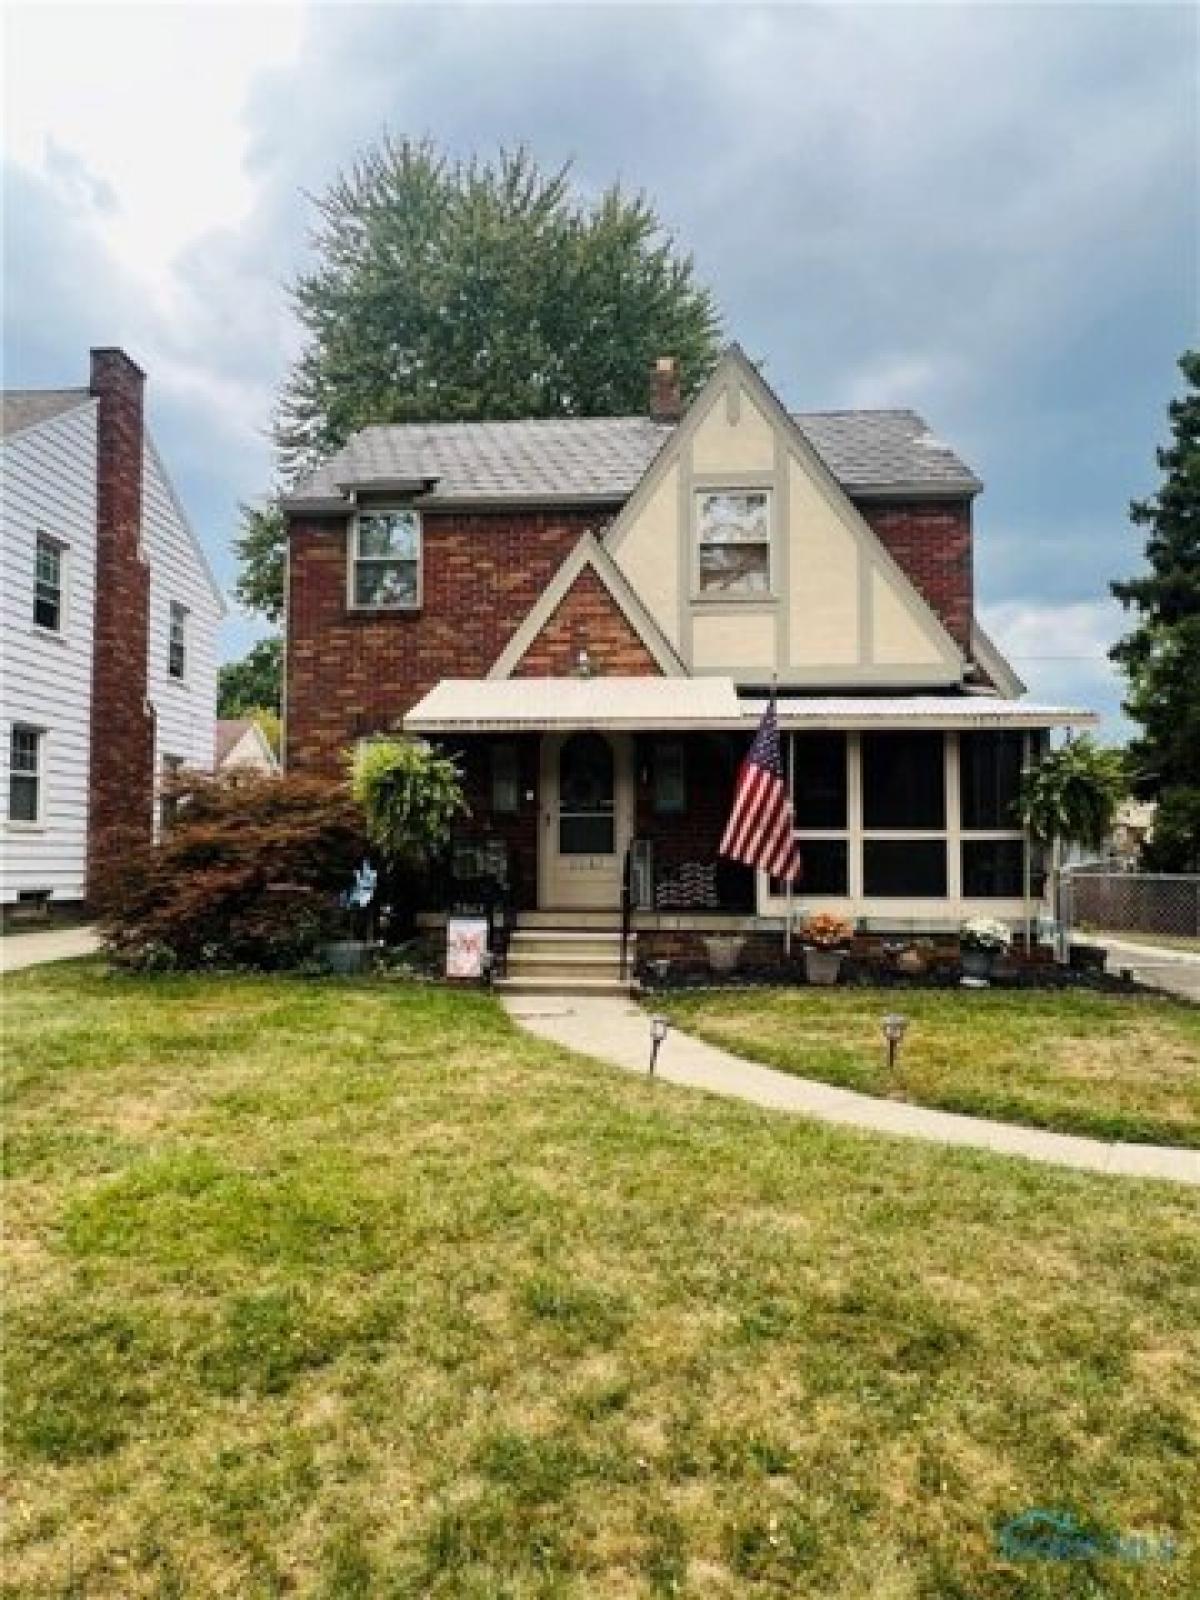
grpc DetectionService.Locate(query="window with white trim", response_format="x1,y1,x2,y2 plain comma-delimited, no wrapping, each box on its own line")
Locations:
770,732,849,895
766,729,1033,906
958,731,1029,897
34,534,65,632
695,490,770,597
160,754,185,833
9,725,44,824
168,602,188,680
351,510,422,609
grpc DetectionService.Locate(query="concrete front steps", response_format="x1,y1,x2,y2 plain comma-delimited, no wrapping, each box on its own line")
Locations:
496,919,637,996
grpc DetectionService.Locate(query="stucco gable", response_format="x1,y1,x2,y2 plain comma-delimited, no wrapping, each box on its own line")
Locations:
604,345,965,686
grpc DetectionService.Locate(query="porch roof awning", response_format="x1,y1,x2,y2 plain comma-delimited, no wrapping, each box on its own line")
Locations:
759,696,1097,731
404,678,1096,735
403,676,744,732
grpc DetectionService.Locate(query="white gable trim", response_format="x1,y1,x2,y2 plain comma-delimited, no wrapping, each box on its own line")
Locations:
971,621,1027,698
488,530,686,679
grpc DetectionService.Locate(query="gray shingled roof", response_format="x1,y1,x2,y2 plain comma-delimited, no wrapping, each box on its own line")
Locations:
286,406,980,508
0,389,92,439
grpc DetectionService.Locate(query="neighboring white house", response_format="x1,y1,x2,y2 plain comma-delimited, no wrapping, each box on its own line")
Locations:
1,348,224,913
215,717,280,776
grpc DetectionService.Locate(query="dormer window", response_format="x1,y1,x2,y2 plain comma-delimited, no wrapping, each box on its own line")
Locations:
351,510,421,609
696,490,771,597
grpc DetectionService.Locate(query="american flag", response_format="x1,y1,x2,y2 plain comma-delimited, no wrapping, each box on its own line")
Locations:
719,695,802,882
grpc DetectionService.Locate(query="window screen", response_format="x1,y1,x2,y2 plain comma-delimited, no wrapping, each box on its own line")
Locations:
862,732,945,830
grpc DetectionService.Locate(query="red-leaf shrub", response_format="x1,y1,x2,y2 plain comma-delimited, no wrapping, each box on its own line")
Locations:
94,773,368,970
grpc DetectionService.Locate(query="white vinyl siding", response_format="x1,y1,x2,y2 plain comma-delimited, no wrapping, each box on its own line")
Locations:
144,438,220,801
0,400,98,901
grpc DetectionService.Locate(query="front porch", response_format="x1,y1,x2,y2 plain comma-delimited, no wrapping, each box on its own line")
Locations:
404,676,1095,944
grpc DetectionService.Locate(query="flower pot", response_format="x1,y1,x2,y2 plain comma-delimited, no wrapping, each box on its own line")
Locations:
703,935,746,975
320,939,375,976
803,947,845,986
960,948,996,981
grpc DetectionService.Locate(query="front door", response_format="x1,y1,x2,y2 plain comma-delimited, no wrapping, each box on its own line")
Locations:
539,731,633,909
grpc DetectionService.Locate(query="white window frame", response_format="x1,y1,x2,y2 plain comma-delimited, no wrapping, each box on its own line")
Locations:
693,488,773,601
761,731,1031,923
348,509,423,612
33,533,68,636
159,753,185,836
168,602,188,681
8,724,46,829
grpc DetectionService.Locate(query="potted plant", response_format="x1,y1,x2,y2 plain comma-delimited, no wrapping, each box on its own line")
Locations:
959,916,1012,980
1017,736,1128,958
798,912,854,985
703,934,746,975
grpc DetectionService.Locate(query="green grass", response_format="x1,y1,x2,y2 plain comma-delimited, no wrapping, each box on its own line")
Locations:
2,962,1198,1597
659,986,1200,1148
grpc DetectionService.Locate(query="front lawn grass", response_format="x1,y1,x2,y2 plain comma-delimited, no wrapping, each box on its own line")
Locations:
3,962,1199,1597
659,986,1200,1148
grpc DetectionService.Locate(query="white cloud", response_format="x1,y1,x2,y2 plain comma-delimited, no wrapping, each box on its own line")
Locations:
981,599,1129,736
2,0,1194,698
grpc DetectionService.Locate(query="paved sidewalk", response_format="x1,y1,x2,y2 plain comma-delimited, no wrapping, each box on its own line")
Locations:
0,926,101,975
503,994,1200,1186
1097,936,1200,1004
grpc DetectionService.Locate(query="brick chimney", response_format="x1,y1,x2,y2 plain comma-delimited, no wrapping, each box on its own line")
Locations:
86,347,155,900
648,355,683,422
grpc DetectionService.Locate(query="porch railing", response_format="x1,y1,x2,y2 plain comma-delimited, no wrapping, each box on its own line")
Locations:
620,844,634,980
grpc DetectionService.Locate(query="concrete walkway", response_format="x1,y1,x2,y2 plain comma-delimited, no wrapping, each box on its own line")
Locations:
0,925,101,974
503,993,1200,1187
1097,936,1200,1004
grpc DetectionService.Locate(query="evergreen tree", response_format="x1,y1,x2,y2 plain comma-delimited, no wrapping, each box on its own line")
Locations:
1110,351,1200,870
233,139,722,618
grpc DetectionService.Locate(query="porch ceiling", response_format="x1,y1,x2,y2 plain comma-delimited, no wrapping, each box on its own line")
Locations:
403,677,1095,735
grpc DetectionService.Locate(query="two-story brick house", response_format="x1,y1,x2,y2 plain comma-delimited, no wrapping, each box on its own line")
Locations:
284,345,1093,984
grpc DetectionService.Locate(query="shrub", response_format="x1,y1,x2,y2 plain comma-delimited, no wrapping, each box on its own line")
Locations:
95,773,367,971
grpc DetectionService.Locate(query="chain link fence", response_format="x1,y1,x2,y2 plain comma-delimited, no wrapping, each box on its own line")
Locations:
1062,869,1200,948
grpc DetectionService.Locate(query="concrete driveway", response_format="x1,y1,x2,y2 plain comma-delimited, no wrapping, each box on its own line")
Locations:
1098,936,1200,1004
0,926,101,975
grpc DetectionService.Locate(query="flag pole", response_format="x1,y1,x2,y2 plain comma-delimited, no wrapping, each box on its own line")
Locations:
785,728,794,958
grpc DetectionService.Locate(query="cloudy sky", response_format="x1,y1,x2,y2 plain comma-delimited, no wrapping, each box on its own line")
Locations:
4,1,1196,730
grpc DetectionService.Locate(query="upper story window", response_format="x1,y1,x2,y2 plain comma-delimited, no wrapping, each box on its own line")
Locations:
352,510,421,609
168,602,188,680
696,490,771,597
34,534,65,632
9,725,44,824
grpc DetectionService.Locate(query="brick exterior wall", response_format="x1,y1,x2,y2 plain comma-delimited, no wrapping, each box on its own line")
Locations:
452,735,541,910
86,348,155,897
286,509,602,774
633,732,754,911
856,498,973,654
511,568,661,677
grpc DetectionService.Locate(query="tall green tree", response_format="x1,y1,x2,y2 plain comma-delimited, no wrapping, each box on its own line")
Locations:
234,138,722,618
217,637,282,718
1111,351,1200,869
